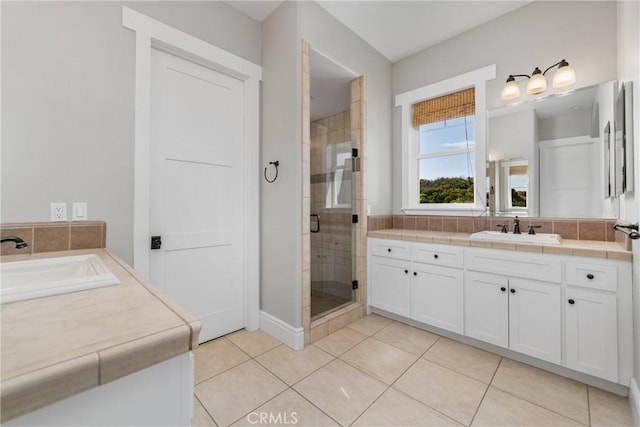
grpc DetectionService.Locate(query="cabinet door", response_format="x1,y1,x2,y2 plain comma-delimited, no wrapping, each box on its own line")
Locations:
508,278,561,364
465,272,509,348
565,288,618,382
370,256,411,317
411,263,463,334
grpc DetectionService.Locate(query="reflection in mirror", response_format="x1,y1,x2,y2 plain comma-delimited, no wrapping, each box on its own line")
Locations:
488,80,620,218
614,81,634,195
487,159,529,215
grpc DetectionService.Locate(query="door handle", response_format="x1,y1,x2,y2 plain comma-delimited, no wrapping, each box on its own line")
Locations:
150,235,162,250
310,214,320,233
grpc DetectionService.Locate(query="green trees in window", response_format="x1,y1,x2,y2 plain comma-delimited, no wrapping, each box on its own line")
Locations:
420,177,474,204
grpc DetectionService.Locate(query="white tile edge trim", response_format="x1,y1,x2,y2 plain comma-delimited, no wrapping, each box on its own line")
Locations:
260,310,304,351
630,377,640,427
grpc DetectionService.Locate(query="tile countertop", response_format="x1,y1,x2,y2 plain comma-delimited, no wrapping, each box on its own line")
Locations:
0,249,201,422
368,229,632,262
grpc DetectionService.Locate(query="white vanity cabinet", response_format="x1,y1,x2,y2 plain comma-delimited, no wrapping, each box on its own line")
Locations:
369,239,413,317
367,236,633,386
564,260,622,383
368,239,464,332
370,255,411,317
464,271,562,364
410,244,464,333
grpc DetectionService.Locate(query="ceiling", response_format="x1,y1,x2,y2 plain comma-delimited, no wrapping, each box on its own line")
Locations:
310,50,355,120
226,1,531,63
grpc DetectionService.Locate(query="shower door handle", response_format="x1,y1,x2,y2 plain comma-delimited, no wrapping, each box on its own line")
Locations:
310,214,320,233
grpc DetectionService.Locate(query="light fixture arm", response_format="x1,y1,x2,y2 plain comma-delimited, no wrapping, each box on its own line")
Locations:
507,74,531,81
542,59,568,75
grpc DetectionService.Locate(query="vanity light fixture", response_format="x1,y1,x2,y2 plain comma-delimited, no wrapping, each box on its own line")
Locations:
501,59,576,100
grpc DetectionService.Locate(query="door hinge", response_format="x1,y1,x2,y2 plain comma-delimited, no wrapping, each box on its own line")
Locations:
352,280,359,290
352,214,358,224
351,148,361,171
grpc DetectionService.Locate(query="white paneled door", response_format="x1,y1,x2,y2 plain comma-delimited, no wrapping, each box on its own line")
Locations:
150,48,245,343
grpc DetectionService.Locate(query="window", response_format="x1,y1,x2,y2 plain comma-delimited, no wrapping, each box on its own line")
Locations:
395,65,496,215
503,161,528,210
326,141,352,209
417,113,475,204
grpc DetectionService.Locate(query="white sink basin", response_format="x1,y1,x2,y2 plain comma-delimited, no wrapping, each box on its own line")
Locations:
470,230,563,245
0,254,120,304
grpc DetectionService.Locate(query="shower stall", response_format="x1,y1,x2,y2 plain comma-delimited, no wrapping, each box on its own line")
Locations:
309,110,355,319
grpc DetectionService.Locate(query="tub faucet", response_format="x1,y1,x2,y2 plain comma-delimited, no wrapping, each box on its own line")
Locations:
513,216,521,235
1,236,28,249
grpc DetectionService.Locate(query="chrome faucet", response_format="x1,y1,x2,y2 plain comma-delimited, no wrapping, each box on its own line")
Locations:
1,236,28,249
513,216,521,235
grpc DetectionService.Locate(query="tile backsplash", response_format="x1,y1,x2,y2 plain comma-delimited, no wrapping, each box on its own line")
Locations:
0,222,106,256
368,215,620,243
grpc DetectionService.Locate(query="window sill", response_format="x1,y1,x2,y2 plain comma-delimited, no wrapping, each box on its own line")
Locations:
401,206,488,217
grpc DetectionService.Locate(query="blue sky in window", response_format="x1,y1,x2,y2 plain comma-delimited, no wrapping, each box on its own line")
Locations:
419,116,475,180
419,153,474,180
419,117,475,154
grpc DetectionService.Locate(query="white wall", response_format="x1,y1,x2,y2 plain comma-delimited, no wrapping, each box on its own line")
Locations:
1,1,261,263
259,2,391,328
617,0,640,389
300,1,393,216
391,1,618,214
260,1,303,327
489,110,536,161
538,108,592,142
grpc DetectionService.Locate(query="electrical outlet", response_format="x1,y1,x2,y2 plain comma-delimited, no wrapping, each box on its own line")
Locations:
50,202,67,222
72,202,88,221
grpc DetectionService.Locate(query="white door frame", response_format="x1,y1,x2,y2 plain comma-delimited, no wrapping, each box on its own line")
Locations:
122,7,261,331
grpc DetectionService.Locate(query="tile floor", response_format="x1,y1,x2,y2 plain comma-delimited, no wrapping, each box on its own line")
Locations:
192,314,634,427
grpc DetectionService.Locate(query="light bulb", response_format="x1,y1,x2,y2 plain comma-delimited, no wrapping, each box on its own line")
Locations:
501,79,521,100
552,62,576,88
526,69,547,95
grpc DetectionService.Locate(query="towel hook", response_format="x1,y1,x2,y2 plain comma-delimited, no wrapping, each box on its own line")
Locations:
264,160,280,183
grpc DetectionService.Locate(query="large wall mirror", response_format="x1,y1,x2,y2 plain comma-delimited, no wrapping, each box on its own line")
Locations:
487,80,633,219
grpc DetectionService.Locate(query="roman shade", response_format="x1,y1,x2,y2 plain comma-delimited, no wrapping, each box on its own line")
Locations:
412,87,475,127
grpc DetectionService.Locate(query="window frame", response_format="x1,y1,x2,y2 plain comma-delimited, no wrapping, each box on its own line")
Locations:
326,141,352,209
501,159,529,212
396,65,496,215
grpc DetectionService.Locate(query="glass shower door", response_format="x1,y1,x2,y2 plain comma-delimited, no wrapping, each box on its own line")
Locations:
310,112,355,320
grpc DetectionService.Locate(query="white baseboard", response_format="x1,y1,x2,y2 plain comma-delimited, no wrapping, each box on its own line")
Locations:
259,311,304,350
630,377,640,427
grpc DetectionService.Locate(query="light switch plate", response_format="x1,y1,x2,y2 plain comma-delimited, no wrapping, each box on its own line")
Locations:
72,202,88,221
50,202,67,222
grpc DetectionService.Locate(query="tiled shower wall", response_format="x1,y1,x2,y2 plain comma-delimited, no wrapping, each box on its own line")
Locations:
310,111,352,291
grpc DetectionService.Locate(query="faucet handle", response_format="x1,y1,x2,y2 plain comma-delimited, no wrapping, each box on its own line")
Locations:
496,224,508,233
528,225,542,235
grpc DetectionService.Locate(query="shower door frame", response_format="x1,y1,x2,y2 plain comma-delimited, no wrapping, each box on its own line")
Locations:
301,40,368,346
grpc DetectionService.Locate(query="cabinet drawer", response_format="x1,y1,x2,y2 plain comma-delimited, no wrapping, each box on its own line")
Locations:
370,239,410,260
412,243,463,268
565,262,617,292
465,248,562,283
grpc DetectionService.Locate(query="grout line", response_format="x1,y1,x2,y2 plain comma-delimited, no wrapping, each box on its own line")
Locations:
229,387,292,426
468,357,503,426
338,331,439,425
194,394,220,427
586,386,592,426
193,338,253,385
489,382,590,426
289,386,342,426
